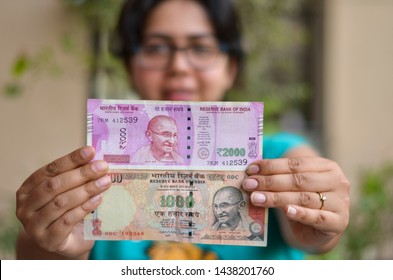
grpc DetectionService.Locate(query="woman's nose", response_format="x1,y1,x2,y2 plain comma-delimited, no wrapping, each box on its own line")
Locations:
167,49,192,73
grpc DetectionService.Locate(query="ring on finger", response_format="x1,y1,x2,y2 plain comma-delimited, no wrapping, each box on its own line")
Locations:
316,192,327,210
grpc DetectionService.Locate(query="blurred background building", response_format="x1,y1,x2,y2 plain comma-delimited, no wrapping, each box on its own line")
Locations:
0,0,392,259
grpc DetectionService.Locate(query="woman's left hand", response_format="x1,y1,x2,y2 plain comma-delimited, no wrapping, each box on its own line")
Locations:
242,151,350,253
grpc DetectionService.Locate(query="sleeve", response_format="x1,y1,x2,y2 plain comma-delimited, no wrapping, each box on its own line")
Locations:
262,132,309,159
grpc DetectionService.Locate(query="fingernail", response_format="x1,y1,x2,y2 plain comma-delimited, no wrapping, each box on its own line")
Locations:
95,176,111,188
247,165,260,175
287,206,297,216
90,194,102,203
243,179,258,190
92,161,108,172
252,192,266,204
80,146,94,159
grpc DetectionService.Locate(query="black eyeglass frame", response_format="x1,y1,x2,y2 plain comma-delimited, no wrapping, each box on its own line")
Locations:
131,43,231,71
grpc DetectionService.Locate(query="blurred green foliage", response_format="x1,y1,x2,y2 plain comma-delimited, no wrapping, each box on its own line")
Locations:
0,207,21,259
3,48,61,98
309,162,393,260
63,0,123,31
230,0,311,126
342,163,393,259
63,0,130,99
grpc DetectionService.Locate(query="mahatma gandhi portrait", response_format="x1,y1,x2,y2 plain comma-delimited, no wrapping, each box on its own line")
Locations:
132,115,184,164
212,186,251,231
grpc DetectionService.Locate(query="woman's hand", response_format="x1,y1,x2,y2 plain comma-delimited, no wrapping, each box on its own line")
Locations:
16,146,111,259
242,147,350,253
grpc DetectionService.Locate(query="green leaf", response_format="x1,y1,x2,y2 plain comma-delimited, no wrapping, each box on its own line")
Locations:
3,82,23,97
60,33,76,53
11,55,30,78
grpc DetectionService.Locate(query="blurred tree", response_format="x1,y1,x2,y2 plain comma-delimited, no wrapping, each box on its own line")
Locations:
231,0,311,133
63,0,130,99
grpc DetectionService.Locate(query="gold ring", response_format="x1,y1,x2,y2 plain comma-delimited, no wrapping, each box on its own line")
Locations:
316,192,326,210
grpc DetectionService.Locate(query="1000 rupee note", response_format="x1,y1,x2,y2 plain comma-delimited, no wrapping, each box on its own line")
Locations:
84,169,267,246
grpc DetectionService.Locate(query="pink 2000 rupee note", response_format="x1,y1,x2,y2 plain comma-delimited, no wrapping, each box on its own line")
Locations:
87,99,263,170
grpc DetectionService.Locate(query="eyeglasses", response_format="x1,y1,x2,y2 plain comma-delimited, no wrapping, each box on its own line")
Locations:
213,200,243,211
134,43,226,71
149,130,178,140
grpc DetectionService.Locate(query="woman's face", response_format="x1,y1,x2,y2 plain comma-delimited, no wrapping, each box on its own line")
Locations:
128,0,237,102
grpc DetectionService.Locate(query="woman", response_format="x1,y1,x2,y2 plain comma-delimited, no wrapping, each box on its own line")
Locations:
16,0,350,260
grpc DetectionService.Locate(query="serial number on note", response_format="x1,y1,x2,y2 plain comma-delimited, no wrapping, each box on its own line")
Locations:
97,117,139,124
221,159,248,166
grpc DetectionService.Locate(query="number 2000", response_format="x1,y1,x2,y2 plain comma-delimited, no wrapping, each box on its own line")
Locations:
217,148,246,157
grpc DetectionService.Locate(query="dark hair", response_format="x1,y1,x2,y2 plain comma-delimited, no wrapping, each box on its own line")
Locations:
114,0,244,84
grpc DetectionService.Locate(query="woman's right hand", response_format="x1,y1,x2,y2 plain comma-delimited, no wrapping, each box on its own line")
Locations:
16,146,111,259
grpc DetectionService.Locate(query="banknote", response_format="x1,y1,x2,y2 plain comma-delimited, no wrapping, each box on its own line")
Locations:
87,99,263,170
84,169,267,246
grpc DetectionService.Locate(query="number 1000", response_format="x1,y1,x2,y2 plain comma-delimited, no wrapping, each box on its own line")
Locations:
160,195,195,208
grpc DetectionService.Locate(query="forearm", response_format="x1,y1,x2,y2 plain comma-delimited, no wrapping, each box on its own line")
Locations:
16,229,90,260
